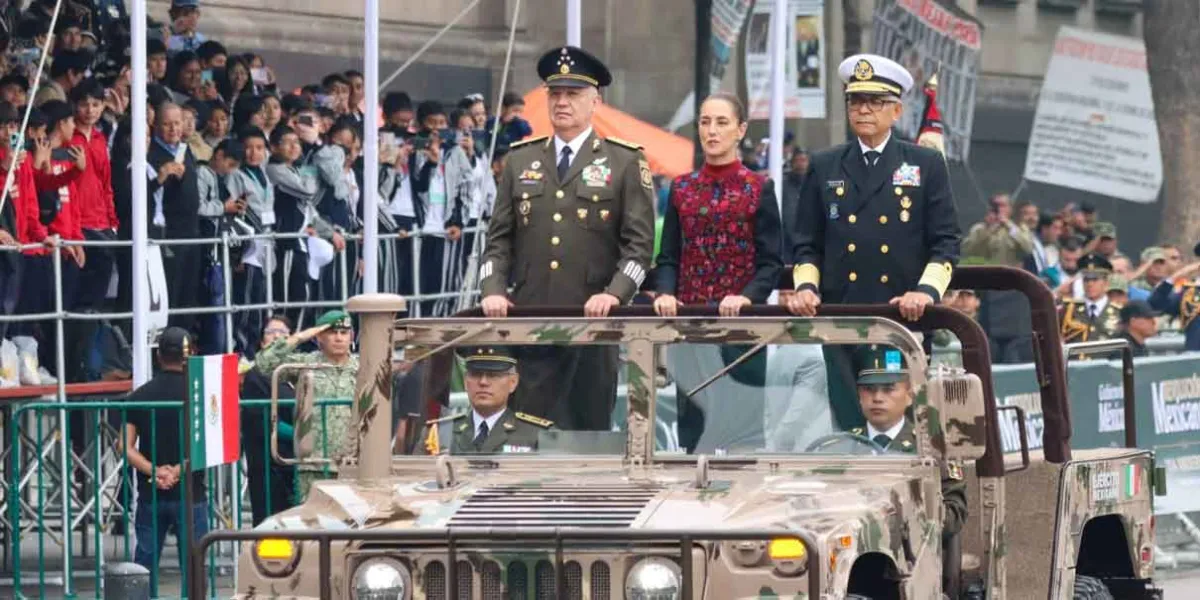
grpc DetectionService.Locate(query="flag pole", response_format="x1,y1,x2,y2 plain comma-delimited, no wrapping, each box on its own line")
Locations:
183,355,198,597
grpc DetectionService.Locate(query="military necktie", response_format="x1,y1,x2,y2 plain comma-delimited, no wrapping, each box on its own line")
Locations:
864,150,881,167
473,421,490,449
1088,304,1098,320
872,434,891,449
558,146,573,181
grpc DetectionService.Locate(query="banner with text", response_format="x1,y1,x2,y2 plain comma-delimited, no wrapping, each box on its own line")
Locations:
994,353,1200,514
872,0,983,162
745,0,826,120
1023,26,1162,203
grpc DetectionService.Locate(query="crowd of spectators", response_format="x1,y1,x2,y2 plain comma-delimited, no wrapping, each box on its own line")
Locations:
0,0,536,386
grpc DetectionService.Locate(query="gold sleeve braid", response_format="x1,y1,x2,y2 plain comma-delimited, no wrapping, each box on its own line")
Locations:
792,264,820,290
918,262,954,297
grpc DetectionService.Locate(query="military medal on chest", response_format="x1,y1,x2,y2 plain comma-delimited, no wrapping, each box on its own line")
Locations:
900,195,912,222
519,199,532,226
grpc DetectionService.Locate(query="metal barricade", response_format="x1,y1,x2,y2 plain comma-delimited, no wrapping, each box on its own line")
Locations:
2,397,350,599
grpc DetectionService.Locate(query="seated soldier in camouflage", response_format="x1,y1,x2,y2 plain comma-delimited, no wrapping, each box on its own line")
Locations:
423,347,554,454
848,345,968,538
253,309,359,499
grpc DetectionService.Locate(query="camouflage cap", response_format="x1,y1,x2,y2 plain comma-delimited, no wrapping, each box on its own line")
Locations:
459,346,518,373
1140,246,1166,263
1093,221,1117,239
315,309,352,330
1107,275,1128,293
853,345,908,385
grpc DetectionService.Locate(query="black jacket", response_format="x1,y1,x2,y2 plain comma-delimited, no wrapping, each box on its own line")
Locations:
789,138,961,303
147,140,201,238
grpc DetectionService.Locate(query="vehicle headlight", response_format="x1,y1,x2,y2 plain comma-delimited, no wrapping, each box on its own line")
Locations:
352,558,410,600
253,538,301,577
624,557,682,600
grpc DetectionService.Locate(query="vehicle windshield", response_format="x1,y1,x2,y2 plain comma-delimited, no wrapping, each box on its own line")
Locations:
391,318,929,459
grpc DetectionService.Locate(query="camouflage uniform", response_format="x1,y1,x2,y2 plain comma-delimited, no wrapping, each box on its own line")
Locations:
253,339,359,499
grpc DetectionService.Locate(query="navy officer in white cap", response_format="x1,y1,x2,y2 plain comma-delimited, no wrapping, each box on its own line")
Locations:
785,54,961,320
783,54,962,431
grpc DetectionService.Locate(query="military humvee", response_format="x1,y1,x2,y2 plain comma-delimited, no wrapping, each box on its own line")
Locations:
196,266,1163,599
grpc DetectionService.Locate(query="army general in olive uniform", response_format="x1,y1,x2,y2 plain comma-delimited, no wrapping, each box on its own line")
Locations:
422,347,554,454
254,309,359,499
479,46,656,431
1058,254,1122,343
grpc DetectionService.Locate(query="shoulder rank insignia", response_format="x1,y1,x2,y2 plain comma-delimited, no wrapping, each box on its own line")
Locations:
850,427,865,436
510,135,549,149
515,412,554,428
425,412,467,426
605,136,644,151
900,439,913,449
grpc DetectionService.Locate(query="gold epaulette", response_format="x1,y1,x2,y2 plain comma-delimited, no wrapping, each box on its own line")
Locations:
515,412,554,428
605,137,644,151
425,412,467,426
511,135,548,149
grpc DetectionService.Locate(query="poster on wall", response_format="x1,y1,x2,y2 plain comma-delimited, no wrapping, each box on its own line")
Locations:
745,0,826,120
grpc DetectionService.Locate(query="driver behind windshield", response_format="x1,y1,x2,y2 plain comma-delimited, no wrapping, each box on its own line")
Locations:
848,345,915,452
850,345,968,538
421,347,554,455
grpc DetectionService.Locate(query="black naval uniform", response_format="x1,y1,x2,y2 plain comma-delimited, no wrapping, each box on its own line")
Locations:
790,138,960,429
479,46,656,431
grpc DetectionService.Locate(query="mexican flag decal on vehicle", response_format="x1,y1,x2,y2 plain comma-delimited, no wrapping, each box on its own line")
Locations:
1125,463,1142,498
189,354,241,470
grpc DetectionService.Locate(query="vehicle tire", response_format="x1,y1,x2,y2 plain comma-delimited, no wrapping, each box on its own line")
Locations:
1073,575,1115,600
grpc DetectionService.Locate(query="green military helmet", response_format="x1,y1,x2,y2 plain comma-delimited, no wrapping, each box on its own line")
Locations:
315,309,352,330
458,346,518,373
853,344,909,385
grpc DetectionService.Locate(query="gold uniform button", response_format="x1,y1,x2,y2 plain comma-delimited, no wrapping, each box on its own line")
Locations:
521,192,529,200
550,260,560,270
848,215,857,224
849,272,858,282
848,243,856,252
551,236,560,246
553,213,563,222
881,244,889,253
880,274,889,283
879,215,888,224
895,187,903,196
592,194,599,202
555,190,564,199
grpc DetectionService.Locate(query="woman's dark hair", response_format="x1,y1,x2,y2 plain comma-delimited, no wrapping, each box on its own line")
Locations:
218,56,253,105
701,92,747,123
265,314,293,332
168,50,200,94
233,94,265,130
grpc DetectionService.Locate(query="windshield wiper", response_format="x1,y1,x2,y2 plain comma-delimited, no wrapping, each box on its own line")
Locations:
684,331,784,398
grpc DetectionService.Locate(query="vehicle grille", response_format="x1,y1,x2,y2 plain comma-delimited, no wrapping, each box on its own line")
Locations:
447,484,659,528
591,561,611,600
422,558,608,599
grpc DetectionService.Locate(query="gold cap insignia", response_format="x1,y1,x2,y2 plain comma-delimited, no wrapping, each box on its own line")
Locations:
559,63,569,75
853,59,874,81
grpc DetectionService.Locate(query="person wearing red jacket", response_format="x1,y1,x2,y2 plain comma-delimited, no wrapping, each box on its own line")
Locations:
70,79,119,312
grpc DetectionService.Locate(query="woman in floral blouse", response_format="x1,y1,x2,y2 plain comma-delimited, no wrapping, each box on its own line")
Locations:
654,92,782,316
651,92,783,452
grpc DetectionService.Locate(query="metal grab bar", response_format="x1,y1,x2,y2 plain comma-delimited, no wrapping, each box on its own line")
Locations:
1064,339,1137,448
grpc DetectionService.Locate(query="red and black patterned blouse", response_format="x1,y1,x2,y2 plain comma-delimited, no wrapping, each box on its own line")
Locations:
654,160,782,304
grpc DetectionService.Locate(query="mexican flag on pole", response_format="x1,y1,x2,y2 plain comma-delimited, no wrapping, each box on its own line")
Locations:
188,354,241,471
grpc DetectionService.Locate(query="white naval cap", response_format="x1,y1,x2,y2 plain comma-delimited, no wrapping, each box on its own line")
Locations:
837,54,914,98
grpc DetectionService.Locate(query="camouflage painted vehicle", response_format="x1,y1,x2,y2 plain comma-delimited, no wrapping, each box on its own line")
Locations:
194,266,1163,599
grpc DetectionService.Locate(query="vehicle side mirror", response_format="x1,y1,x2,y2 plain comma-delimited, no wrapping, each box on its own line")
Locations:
271,365,331,466
927,372,988,462
292,370,317,462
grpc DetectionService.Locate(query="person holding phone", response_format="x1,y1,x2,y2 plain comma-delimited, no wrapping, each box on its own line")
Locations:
68,80,119,318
